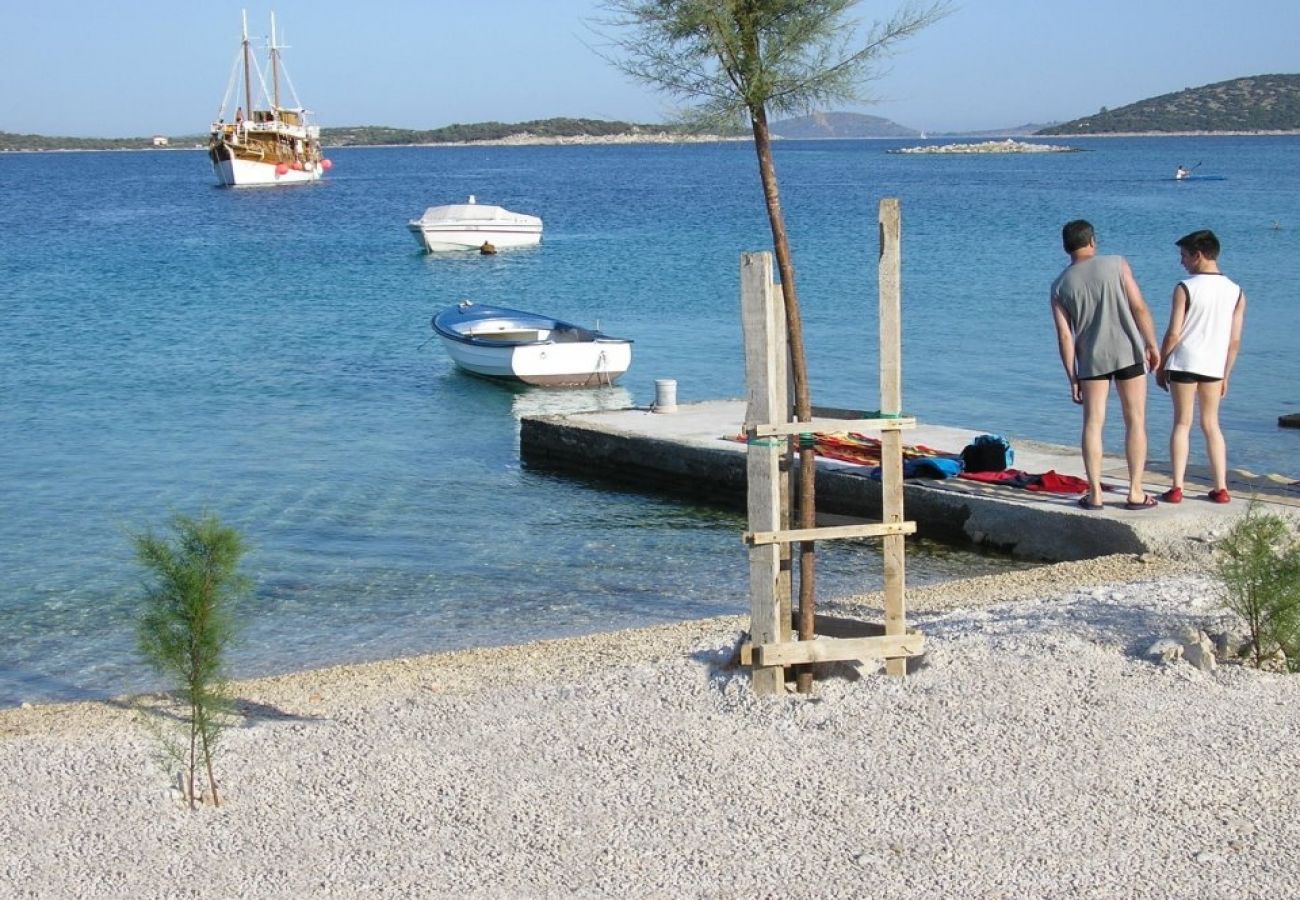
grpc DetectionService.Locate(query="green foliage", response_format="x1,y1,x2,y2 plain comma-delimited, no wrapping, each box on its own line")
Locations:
1216,504,1300,671
134,513,249,808
1038,73,1300,135
595,0,951,129
320,117,736,147
0,131,186,152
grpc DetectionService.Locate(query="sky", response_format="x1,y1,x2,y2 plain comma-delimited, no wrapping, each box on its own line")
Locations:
2,0,1297,137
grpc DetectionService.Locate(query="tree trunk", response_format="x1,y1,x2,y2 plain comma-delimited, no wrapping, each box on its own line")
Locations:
200,714,221,807
188,710,198,810
750,107,817,693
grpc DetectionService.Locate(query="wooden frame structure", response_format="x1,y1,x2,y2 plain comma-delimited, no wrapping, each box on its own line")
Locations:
740,199,922,694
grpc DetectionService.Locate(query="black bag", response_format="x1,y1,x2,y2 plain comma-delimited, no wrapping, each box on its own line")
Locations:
960,434,1014,473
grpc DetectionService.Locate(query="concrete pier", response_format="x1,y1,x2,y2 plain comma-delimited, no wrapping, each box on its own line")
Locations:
520,399,1300,562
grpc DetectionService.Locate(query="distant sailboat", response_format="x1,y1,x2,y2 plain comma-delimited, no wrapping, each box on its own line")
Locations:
207,11,331,187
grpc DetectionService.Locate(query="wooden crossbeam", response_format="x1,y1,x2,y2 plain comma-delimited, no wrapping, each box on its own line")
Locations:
744,417,916,439
744,521,916,546
752,633,925,667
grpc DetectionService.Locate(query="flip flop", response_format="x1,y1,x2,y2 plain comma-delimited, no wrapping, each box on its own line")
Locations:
1077,496,1104,510
1124,495,1158,510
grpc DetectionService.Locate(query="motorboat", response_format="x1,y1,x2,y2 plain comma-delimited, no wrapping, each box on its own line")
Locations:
207,12,331,187
431,301,631,387
408,197,543,252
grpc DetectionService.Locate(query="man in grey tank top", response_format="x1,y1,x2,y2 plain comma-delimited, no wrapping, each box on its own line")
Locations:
1050,220,1162,510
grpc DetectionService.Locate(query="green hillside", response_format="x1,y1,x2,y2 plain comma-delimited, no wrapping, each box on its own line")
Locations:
321,117,730,145
1038,73,1300,135
0,131,171,151
0,118,736,151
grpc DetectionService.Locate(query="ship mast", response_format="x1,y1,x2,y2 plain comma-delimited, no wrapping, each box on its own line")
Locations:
270,12,281,118
241,10,253,121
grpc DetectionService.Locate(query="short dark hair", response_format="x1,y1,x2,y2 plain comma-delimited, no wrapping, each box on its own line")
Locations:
1175,229,1220,260
1062,220,1094,253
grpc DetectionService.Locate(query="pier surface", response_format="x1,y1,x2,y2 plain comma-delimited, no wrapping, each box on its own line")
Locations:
520,400,1300,562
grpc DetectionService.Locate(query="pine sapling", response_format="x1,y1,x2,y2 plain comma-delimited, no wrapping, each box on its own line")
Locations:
1216,503,1300,670
133,513,249,808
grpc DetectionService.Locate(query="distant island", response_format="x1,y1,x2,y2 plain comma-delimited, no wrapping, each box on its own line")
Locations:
5,73,1299,152
0,118,743,153
767,112,917,139
1038,73,1300,135
320,118,746,147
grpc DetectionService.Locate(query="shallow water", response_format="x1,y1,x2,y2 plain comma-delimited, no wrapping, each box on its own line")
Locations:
2,136,1296,706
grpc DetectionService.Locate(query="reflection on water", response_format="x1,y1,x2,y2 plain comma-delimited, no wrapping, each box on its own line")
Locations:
511,385,634,419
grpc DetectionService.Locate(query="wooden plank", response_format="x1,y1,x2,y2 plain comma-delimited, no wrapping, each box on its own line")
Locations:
753,633,924,667
878,198,909,678
738,615,889,666
741,252,786,696
745,417,916,438
745,521,916,546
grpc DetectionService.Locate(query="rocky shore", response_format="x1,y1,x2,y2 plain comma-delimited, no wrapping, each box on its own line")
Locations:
890,138,1080,154
4,554,1299,897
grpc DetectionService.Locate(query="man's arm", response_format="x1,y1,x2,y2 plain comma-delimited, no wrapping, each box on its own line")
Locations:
1222,291,1247,397
1050,294,1082,404
1154,283,1189,391
1121,259,1160,371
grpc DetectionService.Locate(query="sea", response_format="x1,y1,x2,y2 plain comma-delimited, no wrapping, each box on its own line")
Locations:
2,135,1298,707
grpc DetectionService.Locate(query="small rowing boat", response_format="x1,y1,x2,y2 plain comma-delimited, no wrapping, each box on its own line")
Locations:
431,301,632,387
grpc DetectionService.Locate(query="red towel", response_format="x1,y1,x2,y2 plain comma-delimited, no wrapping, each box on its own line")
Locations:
1024,470,1090,495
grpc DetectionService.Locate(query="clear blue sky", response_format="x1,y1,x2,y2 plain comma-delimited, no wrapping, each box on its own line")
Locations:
3,0,1297,137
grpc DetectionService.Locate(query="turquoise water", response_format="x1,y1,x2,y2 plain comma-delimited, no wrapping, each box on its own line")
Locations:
2,137,1297,706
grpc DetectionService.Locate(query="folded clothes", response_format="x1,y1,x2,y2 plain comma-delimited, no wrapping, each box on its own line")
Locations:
959,468,1092,495
866,456,964,481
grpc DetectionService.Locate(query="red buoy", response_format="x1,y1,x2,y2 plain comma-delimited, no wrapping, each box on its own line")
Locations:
321,158,333,170
275,163,289,176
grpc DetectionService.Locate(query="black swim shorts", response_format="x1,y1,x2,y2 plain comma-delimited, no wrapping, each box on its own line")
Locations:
1166,370,1222,384
1079,362,1145,382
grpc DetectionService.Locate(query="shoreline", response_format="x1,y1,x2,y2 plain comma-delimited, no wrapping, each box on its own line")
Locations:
5,129,1299,154
0,554,1180,730
6,553,1300,896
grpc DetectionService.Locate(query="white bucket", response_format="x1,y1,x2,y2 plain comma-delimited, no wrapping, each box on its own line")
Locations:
652,378,678,414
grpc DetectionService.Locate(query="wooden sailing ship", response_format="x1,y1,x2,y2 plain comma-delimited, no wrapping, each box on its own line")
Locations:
208,11,331,187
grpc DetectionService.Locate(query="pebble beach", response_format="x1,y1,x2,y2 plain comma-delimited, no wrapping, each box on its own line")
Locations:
4,554,1299,898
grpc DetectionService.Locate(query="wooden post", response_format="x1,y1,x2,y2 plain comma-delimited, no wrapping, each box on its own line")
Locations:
741,252,786,695
878,199,907,677
777,281,793,643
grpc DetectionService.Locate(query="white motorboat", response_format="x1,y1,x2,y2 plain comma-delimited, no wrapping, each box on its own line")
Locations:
431,301,631,387
408,197,543,252
207,11,331,187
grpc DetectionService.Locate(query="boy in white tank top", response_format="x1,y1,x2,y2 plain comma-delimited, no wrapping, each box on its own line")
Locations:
1155,229,1247,504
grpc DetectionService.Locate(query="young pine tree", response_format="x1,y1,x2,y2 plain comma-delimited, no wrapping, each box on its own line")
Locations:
134,513,249,808
1216,504,1300,671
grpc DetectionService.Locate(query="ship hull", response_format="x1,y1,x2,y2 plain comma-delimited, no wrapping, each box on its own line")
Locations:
211,153,324,187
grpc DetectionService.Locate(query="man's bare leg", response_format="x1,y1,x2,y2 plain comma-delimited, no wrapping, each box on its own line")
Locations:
1115,374,1149,504
1080,378,1111,506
